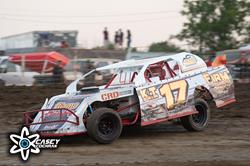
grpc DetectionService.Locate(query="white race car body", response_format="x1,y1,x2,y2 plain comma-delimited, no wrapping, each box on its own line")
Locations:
25,52,235,136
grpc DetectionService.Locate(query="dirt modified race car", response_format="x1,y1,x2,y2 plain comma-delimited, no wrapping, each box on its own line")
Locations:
24,52,236,144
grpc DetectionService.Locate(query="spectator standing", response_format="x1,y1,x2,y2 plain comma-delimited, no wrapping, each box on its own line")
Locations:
45,60,64,84
119,29,124,48
114,31,119,49
127,29,131,48
52,61,64,83
60,40,69,48
103,27,109,48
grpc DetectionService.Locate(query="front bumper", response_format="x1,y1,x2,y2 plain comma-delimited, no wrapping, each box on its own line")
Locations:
24,108,80,136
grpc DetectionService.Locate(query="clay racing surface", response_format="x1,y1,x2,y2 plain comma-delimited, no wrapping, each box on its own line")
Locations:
0,83,249,166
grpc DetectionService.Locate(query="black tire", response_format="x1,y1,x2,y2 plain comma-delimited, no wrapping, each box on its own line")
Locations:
180,98,210,131
86,108,122,144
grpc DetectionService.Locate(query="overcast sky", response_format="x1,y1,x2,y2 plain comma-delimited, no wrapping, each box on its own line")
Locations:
0,0,186,49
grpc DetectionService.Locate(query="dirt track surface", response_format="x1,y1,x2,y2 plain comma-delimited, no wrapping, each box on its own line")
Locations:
0,83,250,165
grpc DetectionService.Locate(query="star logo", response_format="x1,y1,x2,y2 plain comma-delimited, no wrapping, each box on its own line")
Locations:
10,127,40,161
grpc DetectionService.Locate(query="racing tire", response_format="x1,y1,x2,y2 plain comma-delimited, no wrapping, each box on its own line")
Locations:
86,108,122,144
180,98,210,131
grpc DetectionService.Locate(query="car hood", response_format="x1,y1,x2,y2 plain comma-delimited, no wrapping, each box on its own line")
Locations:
31,95,86,132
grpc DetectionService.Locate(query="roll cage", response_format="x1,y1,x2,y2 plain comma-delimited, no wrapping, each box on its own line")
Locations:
104,60,178,87
66,52,207,94
66,62,176,94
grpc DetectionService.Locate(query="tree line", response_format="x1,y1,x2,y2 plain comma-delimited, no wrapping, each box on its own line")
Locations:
149,0,250,54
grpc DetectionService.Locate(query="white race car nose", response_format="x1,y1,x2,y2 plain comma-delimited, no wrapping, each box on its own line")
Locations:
26,108,80,133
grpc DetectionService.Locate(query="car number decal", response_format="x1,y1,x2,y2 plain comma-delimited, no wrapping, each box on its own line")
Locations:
159,80,188,110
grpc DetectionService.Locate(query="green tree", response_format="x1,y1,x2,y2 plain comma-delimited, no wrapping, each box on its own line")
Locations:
149,41,182,52
243,24,250,43
177,0,250,53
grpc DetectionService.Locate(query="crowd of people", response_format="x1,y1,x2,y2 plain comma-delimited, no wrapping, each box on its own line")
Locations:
103,27,131,49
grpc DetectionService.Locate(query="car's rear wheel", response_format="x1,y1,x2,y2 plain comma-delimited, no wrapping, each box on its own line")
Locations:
86,108,122,144
180,98,210,131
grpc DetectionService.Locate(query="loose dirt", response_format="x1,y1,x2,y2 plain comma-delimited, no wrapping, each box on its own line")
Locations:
0,83,249,165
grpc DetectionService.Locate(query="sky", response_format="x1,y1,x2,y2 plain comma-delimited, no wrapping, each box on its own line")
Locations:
0,0,186,49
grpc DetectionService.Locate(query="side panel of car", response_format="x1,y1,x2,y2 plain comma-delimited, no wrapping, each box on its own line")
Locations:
99,86,135,102
136,65,235,126
201,66,235,107
136,76,198,126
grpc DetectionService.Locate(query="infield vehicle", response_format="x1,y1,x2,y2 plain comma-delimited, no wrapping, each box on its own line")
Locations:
0,56,39,86
24,52,235,144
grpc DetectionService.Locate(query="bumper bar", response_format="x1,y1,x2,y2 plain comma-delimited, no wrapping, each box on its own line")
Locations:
24,108,79,126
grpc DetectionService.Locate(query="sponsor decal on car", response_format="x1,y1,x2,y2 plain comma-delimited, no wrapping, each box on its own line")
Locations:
182,54,197,67
52,98,83,111
159,80,188,110
203,71,230,83
101,91,119,101
139,86,159,102
54,102,80,110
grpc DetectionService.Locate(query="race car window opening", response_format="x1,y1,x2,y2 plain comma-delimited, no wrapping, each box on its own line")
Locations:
105,71,139,88
144,61,177,82
167,58,180,72
130,72,138,82
105,74,117,88
76,70,114,89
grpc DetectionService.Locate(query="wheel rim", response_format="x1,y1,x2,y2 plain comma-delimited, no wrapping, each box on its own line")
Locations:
98,116,115,135
192,102,207,125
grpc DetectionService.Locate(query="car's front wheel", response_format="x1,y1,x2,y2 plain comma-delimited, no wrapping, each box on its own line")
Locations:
86,108,122,144
180,98,210,131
